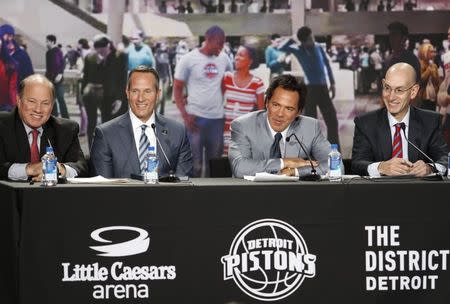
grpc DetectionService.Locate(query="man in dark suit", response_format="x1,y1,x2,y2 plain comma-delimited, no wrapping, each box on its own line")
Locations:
352,63,447,177
0,74,88,181
228,74,336,178
90,66,193,178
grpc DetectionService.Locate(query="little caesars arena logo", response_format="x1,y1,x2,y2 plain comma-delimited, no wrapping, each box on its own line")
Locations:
221,219,316,301
61,226,176,300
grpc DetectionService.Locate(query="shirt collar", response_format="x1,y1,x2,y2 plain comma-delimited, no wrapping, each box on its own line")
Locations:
129,110,155,131
387,107,410,128
22,121,43,135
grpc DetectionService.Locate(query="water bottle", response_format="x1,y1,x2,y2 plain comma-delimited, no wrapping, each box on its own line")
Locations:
41,146,58,187
447,152,450,179
328,144,342,182
144,146,159,184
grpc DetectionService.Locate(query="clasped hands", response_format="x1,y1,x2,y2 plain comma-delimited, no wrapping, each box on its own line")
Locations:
378,158,432,177
26,162,66,182
279,158,318,176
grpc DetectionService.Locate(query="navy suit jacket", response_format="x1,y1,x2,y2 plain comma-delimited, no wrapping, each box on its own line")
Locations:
90,111,193,178
351,106,448,176
0,108,88,179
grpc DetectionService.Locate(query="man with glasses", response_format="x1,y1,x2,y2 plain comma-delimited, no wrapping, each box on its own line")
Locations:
90,66,193,178
0,74,88,181
351,63,447,177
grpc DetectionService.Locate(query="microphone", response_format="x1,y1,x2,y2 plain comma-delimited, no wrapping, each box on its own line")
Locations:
285,133,321,181
150,123,179,183
399,122,443,180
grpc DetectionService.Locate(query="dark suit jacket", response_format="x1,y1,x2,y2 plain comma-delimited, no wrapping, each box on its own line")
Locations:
90,112,193,178
351,106,448,176
0,109,88,179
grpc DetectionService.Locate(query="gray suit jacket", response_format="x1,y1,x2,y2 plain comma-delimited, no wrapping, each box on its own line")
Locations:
90,112,193,178
228,110,332,178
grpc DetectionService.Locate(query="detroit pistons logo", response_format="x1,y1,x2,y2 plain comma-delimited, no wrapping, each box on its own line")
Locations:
203,63,219,79
221,219,316,301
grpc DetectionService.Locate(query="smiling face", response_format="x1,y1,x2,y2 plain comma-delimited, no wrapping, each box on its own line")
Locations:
382,63,419,121
266,87,300,132
17,80,54,129
126,71,160,123
234,46,252,71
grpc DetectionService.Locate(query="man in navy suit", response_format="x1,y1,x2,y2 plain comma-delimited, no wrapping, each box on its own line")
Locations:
90,66,193,178
352,63,447,177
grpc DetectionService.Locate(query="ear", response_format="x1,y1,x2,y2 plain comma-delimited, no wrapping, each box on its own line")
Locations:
410,83,420,100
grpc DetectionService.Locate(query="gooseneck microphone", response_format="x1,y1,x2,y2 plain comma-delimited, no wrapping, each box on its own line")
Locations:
399,122,443,180
150,123,179,183
285,133,321,181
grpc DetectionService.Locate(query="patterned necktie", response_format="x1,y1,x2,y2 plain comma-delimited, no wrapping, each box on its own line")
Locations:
270,132,282,159
138,125,150,174
392,123,403,158
30,129,40,163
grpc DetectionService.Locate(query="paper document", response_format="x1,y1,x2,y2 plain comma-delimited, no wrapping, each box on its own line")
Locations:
244,172,299,182
67,176,130,184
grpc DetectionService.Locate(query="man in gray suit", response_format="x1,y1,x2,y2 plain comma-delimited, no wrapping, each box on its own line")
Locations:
90,66,193,178
229,75,333,178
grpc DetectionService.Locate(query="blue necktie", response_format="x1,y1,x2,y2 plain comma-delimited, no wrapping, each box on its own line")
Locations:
138,125,150,174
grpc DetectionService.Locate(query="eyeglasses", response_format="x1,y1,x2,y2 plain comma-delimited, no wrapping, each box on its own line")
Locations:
382,80,416,96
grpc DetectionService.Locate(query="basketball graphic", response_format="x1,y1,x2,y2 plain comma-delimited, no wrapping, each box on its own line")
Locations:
222,219,316,301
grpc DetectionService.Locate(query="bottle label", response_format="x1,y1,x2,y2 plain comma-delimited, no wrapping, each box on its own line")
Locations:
146,158,158,172
330,157,341,171
45,159,58,181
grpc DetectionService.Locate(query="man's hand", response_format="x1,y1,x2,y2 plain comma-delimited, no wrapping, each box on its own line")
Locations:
378,158,413,176
329,84,336,100
57,163,66,177
54,74,63,83
409,160,432,177
26,162,43,182
283,158,317,169
279,167,296,176
182,113,198,132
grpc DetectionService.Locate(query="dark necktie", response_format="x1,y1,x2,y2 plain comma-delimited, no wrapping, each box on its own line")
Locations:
270,132,282,159
30,129,40,163
392,123,403,158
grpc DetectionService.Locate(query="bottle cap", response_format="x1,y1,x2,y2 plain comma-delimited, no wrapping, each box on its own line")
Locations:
148,146,155,152
330,144,338,150
46,146,54,153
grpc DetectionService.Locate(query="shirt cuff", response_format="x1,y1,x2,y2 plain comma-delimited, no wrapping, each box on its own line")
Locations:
367,162,381,177
433,163,446,176
8,163,29,181
280,159,284,170
63,164,78,178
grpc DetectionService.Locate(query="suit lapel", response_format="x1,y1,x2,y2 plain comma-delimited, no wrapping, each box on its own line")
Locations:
258,112,274,159
407,107,420,162
42,121,56,158
155,114,171,170
14,111,31,163
377,109,392,161
285,116,301,158
118,114,140,174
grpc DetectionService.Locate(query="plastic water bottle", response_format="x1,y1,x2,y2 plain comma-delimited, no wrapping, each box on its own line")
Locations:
144,146,159,184
447,152,450,179
328,144,342,182
41,146,58,187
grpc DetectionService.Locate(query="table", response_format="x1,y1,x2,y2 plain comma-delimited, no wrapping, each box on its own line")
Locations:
1,178,450,304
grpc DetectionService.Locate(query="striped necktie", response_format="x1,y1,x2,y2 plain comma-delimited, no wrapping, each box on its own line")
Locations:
138,125,150,174
392,123,403,158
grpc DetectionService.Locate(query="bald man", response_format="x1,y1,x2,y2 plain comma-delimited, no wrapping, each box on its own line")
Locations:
351,63,447,177
0,74,88,181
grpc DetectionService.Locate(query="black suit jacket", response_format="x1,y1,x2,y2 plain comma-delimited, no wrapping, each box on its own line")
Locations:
351,106,448,176
0,109,88,179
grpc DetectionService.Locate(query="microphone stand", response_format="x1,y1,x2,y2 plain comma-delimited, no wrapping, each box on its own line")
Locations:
400,123,444,181
151,124,180,183
286,133,321,181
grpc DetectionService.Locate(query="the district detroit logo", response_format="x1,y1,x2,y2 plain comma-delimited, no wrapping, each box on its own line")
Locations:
221,219,316,301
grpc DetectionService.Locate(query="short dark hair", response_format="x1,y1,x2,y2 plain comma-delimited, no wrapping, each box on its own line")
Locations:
19,74,55,101
78,38,89,50
270,34,280,41
127,65,160,91
46,34,56,43
296,26,312,43
388,21,409,36
93,35,110,48
265,74,307,112
242,45,259,70
205,25,225,39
